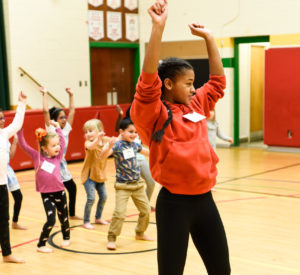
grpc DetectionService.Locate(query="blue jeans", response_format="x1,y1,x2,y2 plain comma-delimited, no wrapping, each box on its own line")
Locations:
83,178,107,223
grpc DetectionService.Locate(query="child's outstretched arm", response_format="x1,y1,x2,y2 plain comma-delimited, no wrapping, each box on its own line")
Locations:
41,86,51,127
85,132,104,151
66,88,75,126
143,0,168,74
100,136,117,159
4,91,27,139
140,147,149,157
216,126,233,144
17,128,38,160
188,24,224,76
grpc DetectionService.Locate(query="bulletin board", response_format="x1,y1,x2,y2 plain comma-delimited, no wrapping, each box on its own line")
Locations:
88,0,139,43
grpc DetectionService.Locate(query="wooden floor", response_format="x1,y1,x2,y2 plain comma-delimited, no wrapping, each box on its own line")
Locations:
2,146,300,274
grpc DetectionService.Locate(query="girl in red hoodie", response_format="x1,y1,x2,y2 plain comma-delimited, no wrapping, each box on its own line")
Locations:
130,1,230,274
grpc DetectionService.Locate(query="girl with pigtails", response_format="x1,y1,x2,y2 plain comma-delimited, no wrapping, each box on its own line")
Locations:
130,1,230,274
41,86,81,220
17,120,71,253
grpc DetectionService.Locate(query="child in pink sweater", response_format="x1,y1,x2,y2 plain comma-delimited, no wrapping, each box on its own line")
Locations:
18,120,71,253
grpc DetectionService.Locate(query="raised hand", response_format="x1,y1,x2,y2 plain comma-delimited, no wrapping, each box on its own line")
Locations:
116,104,124,116
148,0,168,26
40,86,47,94
65,88,74,96
49,120,60,128
188,23,212,39
109,136,118,147
18,91,27,103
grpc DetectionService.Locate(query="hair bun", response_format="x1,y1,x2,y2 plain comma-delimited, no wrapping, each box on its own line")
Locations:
35,128,47,142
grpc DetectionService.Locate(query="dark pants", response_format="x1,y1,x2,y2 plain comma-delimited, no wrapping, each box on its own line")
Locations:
156,188,231,275
11,189,22,223
38,190,70,247
0,185,11,256
63,179,77,216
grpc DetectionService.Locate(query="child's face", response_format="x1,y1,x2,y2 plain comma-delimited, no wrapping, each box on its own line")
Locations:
56,111,67,129
42,136,60,157
0,112,5,129
167,69,195,105
85,128,103,142
120,124,138,143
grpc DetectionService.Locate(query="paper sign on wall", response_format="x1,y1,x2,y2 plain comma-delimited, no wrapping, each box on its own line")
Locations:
88,10,104,40
107,0,121,9
88,0,103,7
125,13,139,42
124,0,138,10
107,11,122,41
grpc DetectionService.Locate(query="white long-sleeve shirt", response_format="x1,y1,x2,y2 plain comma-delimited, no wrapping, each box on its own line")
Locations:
0,102,26,185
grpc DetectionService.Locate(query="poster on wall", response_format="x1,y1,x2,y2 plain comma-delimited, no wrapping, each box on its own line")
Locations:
107,11,122,41
88,10,104,40
107,0,121,9
88,0,103,7
125,13,139,42
124,0,138,10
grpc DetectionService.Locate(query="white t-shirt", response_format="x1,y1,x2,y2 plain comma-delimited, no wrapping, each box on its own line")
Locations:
46,122,72,181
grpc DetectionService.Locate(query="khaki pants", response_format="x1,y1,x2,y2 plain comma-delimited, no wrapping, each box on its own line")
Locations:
108,182,151,242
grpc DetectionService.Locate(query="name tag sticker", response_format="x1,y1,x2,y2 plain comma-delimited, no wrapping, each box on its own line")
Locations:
122,148,135,160
41,160,55,174
183,112,206,123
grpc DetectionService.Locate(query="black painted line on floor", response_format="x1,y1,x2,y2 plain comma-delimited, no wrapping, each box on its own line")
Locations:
48,221,157,255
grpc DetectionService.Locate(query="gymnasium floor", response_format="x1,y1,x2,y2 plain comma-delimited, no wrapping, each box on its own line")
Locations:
2,146,300,274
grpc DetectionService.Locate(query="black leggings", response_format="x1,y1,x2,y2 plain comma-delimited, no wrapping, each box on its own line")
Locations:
0,185,11,256
11,189,22,223
63,179,77,216
38,190,70,247
156,188,230,275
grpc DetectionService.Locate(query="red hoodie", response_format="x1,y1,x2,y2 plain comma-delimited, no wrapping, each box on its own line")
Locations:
131,71,226,195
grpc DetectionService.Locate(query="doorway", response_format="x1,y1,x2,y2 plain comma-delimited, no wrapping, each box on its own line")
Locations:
233,36,270,145
90,44,140,106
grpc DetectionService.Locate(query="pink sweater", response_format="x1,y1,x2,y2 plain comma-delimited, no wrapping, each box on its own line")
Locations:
17,128,65,193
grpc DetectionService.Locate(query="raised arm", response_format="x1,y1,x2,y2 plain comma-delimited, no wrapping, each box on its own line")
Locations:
188,24,224,76
17,128,38,160
142,0,168,74
49,120,65,160
4,91,27,139
66,88,75,126
115,104,123,132
41,86,51,127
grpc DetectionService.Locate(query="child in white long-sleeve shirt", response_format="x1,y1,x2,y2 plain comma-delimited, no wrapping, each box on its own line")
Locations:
0,91,26,264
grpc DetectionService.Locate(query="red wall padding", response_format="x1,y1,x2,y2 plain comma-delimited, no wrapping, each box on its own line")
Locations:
4,104,130,171
264,47,300,147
